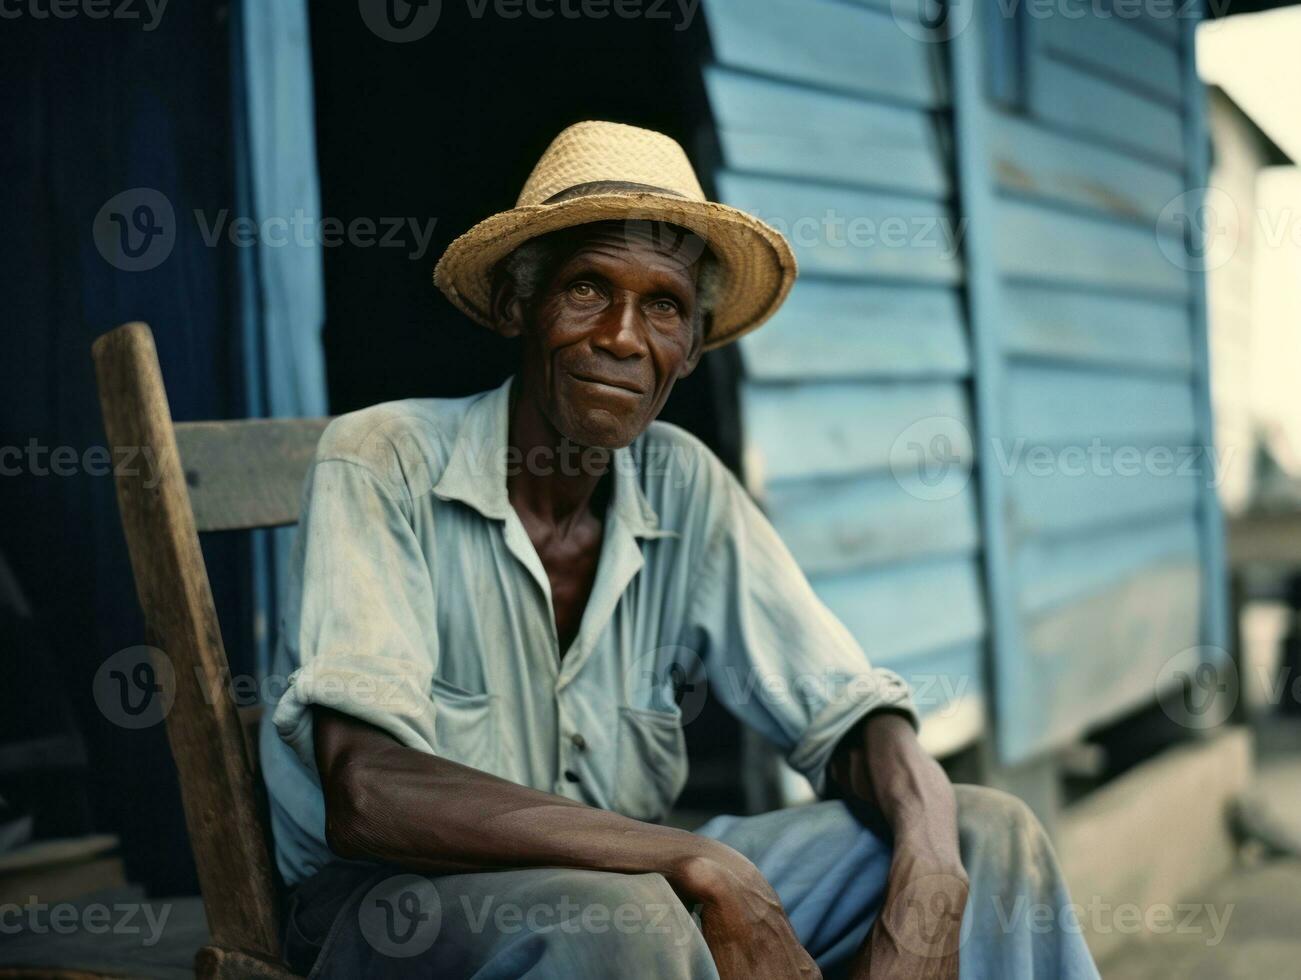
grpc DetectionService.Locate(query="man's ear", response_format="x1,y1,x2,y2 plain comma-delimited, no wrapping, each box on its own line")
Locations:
489,276,527,339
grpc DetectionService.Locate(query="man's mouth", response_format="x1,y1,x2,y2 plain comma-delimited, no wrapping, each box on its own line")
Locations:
568,371,646,396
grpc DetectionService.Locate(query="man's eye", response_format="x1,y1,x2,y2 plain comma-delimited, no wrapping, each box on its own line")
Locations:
650,299,679,316
569,282,597,299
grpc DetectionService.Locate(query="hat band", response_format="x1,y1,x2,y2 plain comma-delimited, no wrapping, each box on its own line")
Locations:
541,180,691,204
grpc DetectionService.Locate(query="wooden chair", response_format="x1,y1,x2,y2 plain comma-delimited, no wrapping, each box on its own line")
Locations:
93,322,330,980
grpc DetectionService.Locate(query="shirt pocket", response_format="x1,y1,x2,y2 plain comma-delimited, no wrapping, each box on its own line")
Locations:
430,677,501,775
612,705,688,823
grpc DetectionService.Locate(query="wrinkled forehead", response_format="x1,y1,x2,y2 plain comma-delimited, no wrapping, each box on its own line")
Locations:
556,220,709,276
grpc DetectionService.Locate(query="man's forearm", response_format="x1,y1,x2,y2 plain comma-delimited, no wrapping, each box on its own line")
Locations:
313,707,737,898
854,711,960,862
315,708,822,979
835,711,967,979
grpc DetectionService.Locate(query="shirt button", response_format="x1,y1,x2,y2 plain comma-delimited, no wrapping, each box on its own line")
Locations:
563,770,581,784
570,733,588,751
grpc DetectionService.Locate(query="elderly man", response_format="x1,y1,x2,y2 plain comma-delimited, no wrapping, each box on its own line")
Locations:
261,121,1099,979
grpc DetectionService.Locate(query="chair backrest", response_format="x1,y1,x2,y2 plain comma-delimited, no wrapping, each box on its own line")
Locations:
93,322,329,961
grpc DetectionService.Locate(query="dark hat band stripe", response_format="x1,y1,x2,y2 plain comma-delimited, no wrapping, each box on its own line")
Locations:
542,180,691,204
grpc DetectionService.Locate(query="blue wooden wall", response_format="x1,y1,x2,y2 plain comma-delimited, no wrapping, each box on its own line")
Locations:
701,0,1225,764
702,0,986,757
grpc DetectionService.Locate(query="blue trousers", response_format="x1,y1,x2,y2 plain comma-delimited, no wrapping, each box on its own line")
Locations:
284,785,1100,979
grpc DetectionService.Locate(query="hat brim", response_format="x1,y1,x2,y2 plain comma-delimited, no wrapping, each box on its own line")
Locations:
433,192,797,351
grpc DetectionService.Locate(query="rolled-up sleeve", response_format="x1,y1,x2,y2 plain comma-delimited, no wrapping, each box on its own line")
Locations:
272,454,440,771
683,467,918,794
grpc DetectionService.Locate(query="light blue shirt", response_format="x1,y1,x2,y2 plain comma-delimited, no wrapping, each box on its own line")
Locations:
262,376,917,886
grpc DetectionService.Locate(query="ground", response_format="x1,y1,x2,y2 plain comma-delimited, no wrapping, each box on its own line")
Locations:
1101,718,1301,978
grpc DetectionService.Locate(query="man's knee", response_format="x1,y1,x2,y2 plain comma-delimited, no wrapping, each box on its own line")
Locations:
564,870,696,941
536,869,709,974
954,784,1054,868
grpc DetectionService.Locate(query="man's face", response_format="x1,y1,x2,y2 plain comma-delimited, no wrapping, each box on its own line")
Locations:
515,222,706,449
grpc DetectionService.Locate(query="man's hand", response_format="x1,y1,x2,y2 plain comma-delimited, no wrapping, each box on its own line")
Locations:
831,711,967,980
678,844,823,980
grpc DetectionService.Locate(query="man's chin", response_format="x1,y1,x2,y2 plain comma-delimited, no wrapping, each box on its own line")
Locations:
560,410,643,453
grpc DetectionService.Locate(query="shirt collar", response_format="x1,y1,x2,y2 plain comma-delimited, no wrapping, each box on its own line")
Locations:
432,375,675,539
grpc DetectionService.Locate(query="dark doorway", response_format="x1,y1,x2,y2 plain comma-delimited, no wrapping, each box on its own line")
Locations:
308,4,748,814
309,3,741,467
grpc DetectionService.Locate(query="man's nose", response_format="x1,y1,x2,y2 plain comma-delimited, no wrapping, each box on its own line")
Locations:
590,295,648,359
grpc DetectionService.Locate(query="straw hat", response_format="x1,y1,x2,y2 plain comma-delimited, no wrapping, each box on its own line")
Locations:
433,121,797,350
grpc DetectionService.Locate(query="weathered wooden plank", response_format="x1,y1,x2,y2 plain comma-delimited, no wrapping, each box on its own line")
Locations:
1000,284,1193,372
703,0,948,107
740,281,969,380
764,471,979,575
994,197,1188,297
1015,560,1201,755
718,172,963,283
175,418,330,532
1005,365,1197,446
812,556,987,663
717,128,951,199
706,68,950,197
91,323,282,957
1006,462,1200,538
742,380,972,482
1028,56,1184,168
988,111,1184,225
1015,517,1200,616
1036,3,1182,104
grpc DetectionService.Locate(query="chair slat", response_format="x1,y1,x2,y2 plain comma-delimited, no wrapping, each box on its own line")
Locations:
175,418,330,532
